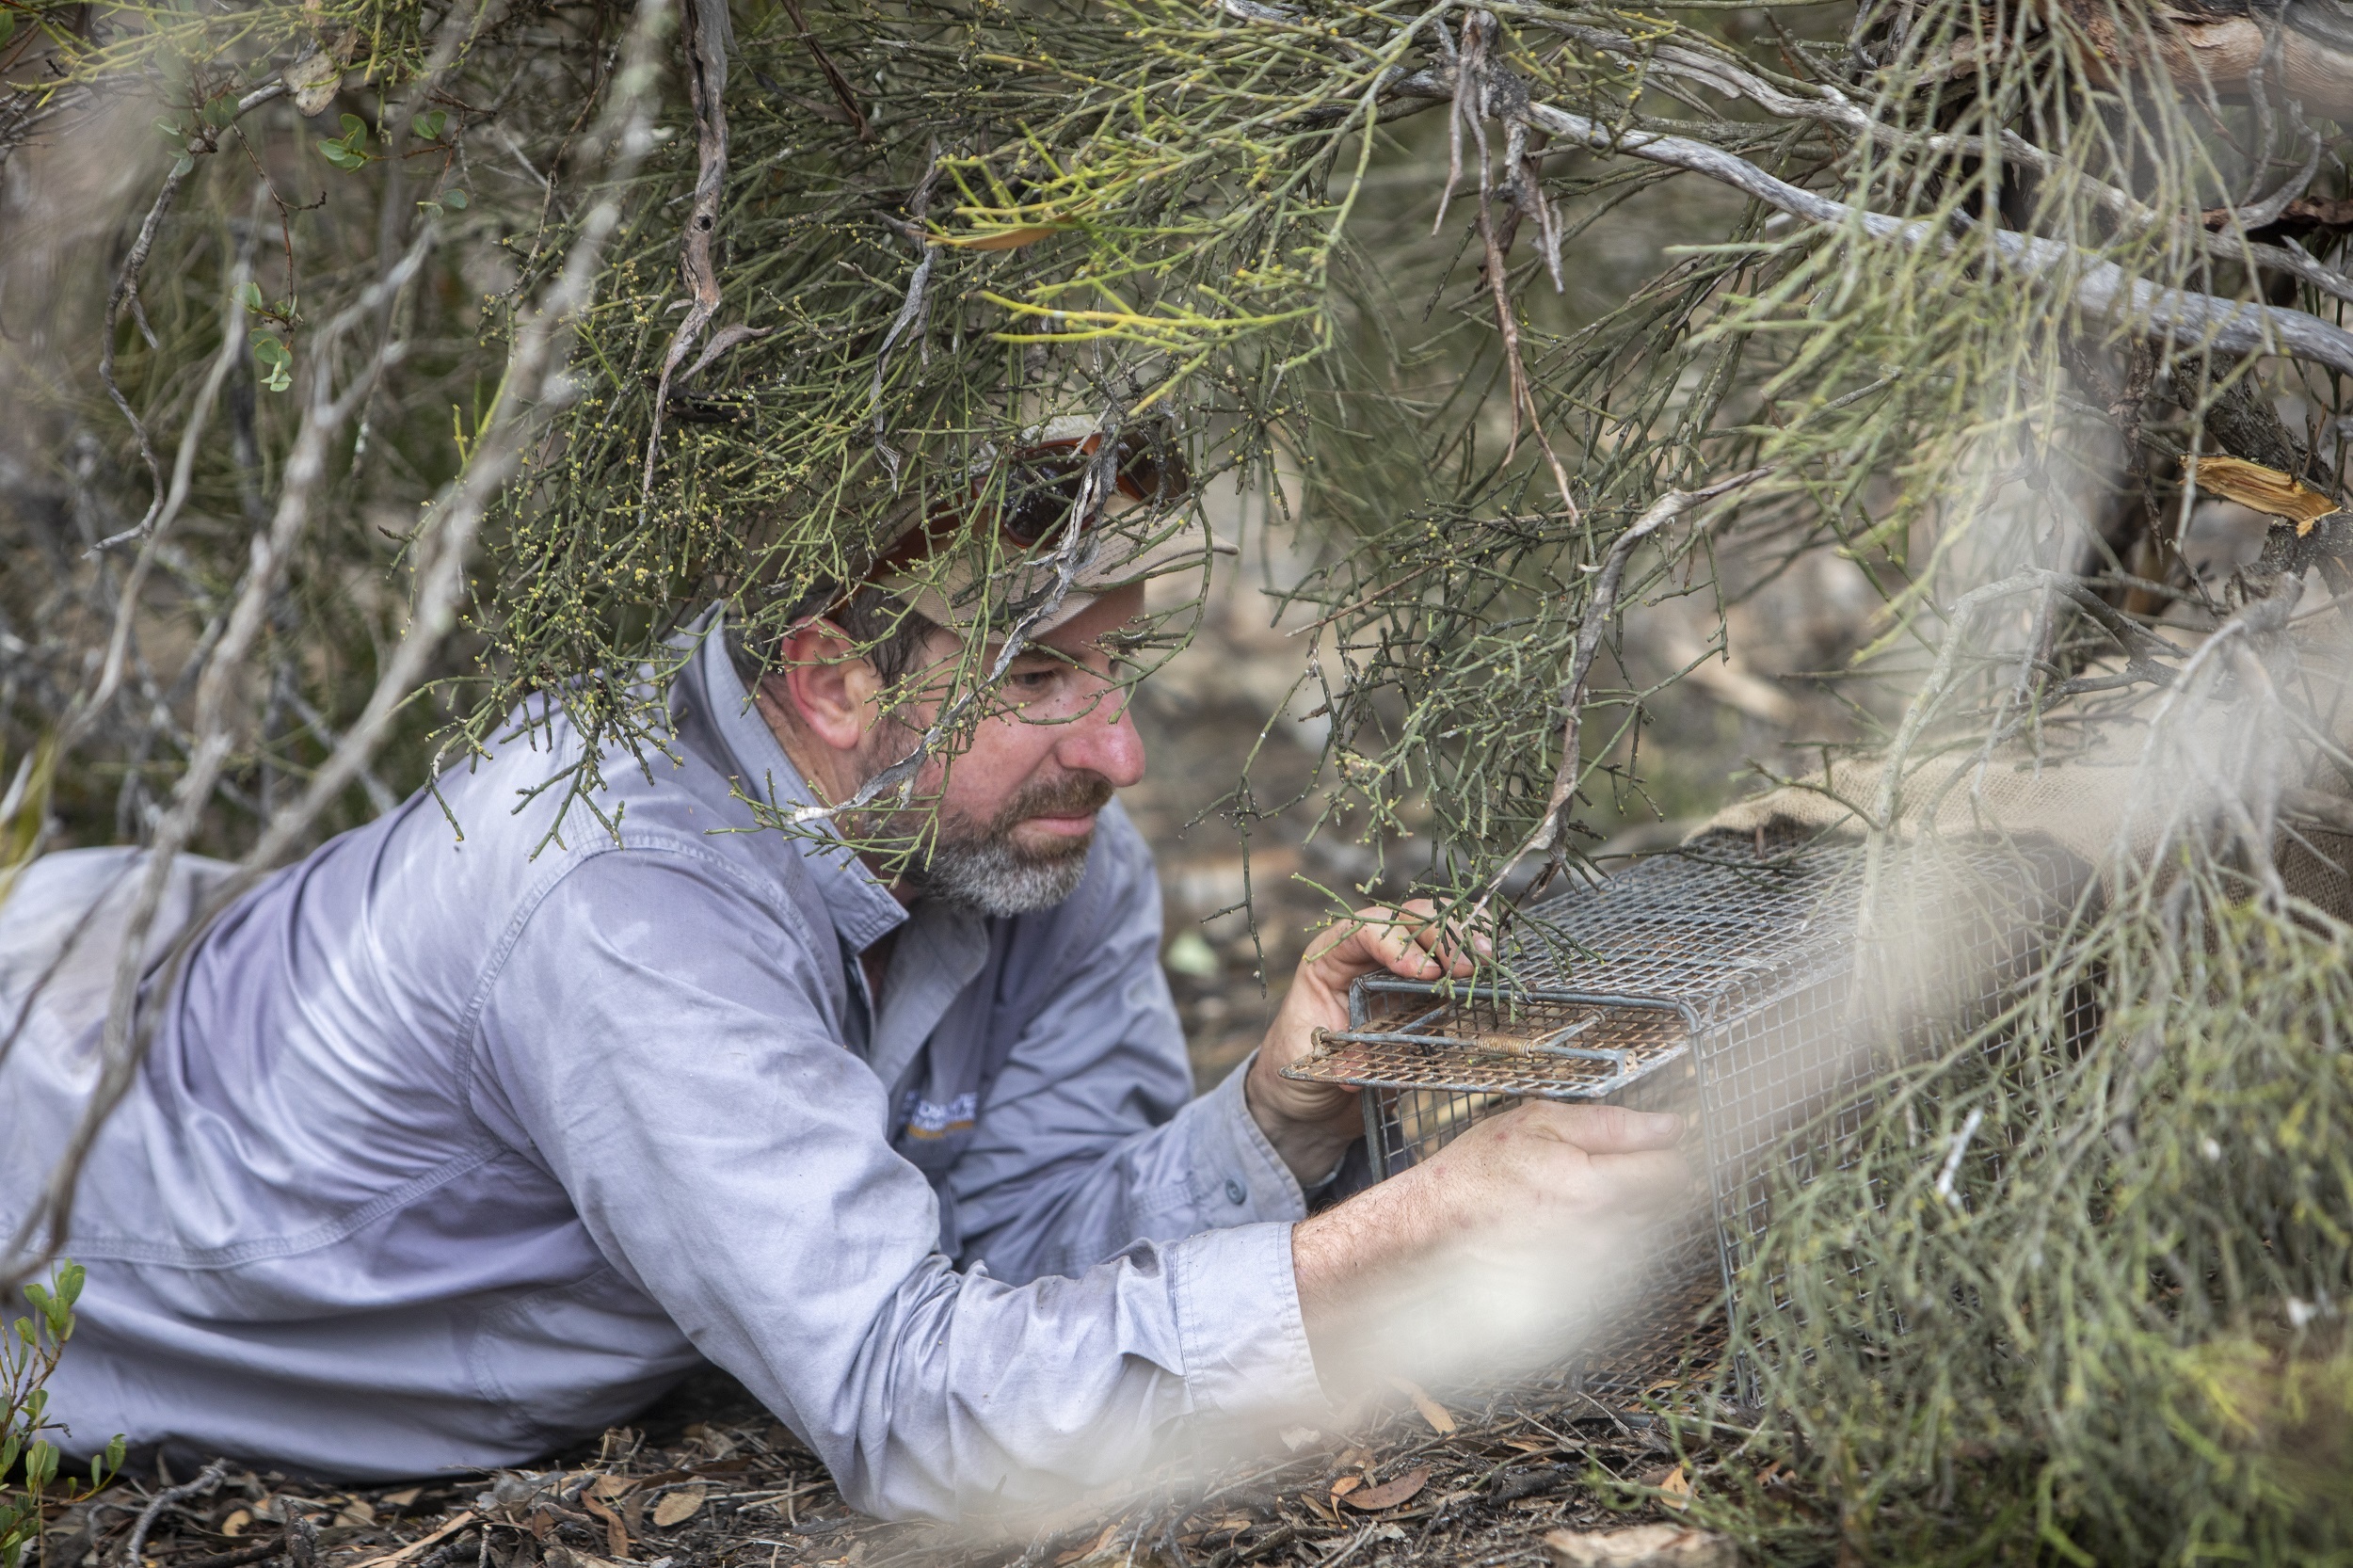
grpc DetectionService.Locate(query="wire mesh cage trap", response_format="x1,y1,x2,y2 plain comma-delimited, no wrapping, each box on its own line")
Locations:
1283,829,2090,1403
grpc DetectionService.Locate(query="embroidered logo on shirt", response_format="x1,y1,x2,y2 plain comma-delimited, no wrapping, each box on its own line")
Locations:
901,1091,978,1141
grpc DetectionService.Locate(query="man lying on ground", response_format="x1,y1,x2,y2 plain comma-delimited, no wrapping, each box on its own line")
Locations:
0,427,1686,1520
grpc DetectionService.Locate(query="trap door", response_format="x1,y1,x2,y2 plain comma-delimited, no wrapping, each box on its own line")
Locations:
1325,975,1702,1180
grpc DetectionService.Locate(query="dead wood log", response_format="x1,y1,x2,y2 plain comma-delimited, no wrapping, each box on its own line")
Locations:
2062,0,2353,120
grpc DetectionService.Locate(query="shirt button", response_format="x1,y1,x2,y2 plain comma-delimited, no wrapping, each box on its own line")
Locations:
1225,1178,1247,1206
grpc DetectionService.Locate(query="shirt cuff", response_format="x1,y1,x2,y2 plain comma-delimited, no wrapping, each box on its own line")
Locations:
1165,1219,1326,1426
1192,1052,1310,1225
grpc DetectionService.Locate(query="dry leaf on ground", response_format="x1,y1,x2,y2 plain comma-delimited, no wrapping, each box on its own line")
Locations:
1329,1475,1363,1502
1385,1377,1457,1435
1545,1525,1734,1567
649,1490,704,1528
1657,1465,1691,1511
1340,1467,1430,1512
580,1493,632,1558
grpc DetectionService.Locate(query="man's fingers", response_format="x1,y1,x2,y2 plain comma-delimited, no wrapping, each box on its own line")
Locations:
1519,1100,1686,1154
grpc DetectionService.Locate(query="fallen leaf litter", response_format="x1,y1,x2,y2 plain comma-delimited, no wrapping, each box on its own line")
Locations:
43,1371,1728,1568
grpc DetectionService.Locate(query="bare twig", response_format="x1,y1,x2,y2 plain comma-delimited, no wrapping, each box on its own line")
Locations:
637,0,733,524
97,166,194,530
170,1532,295,1568
871,153,941,486
86,260,252,558
776,0,870,139
1473,467,1769,918
92,83,297,551
119,1461,228,1568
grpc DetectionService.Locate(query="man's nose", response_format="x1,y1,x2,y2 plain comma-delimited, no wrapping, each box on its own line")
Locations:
1056,676,1146,788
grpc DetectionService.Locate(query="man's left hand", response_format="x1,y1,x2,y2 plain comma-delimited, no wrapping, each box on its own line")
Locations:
1242,902,1480,1186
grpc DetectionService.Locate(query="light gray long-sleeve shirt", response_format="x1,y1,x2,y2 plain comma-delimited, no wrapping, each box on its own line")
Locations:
0,623,1325,1519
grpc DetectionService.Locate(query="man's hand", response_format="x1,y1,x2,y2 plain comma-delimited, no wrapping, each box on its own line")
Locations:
1289,1102,1691,1392
1242,901,1479,1186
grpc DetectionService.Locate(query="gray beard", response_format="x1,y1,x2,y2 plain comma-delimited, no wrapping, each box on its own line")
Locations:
853,728,1109,917
898,829,1094,917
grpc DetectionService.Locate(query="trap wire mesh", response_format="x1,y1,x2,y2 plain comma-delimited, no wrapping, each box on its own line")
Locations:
1284,830,2090,1402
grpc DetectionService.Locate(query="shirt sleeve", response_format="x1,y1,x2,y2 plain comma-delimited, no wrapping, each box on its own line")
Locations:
947,814,1316,1285
473,840,1325,1523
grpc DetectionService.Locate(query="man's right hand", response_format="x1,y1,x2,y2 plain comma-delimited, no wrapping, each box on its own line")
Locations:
1289,1101,1692,1393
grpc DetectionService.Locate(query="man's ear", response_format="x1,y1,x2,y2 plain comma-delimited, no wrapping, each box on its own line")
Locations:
766,620,884,754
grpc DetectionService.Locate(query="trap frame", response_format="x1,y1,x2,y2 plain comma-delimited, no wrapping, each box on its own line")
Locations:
1285,830,2090,1401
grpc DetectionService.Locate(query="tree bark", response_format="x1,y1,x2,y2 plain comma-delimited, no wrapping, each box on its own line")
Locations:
2063,0,2353,120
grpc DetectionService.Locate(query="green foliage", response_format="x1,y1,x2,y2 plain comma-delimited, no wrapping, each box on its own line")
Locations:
248,329,293,392
1682,880,2353,1563
318,111,371,170
1,1263,123,1568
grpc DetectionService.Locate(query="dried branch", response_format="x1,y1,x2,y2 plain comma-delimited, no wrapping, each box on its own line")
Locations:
1490,7,2353,309
2057,0,2353,120
118,1462,229,1568
1474,466,1769,917
776,0,869,139
636,0,733,523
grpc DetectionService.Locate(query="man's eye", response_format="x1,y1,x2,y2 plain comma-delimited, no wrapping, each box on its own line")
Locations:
1010,668,1059,693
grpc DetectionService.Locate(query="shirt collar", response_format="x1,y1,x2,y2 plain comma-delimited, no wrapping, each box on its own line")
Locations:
677,608,908,955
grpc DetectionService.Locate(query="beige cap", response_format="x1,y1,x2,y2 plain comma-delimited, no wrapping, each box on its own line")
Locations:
869,416,1213,635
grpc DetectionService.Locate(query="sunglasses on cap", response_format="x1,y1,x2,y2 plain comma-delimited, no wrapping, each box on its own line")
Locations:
856,421,1191,584
992,423,1192,549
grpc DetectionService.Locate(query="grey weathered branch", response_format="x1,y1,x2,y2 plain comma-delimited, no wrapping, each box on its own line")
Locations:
871,154,941,486
119,1462,229,1568
637,0,734,523
1485,8,2353,311
1503,96,2353,380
